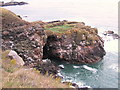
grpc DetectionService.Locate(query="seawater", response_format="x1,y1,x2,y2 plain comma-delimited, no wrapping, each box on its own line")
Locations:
3,0,119,88
59,39,119,88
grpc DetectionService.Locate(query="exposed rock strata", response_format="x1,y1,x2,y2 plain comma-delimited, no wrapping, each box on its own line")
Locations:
1,8,58,75
43,21,106,64
2,24,45,64
1,8,106,75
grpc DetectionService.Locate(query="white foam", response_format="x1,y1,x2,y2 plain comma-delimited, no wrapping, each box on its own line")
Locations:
75,81,92,89
79,85,92,88
83,65,98,73
59,65,64,69
76,82,84,86
57,72,63,77
73,65,80,68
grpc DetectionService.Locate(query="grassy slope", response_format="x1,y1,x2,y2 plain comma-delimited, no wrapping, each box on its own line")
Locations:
0,50,70,88
1,7,28,30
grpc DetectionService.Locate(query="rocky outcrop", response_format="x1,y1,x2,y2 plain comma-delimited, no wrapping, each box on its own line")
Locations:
103,30,120,39
1,8,59,75
2,23,46,65
1,8,29,30
0,1,28,7
43,21,106,64
8,50,25,66
1,8,106,75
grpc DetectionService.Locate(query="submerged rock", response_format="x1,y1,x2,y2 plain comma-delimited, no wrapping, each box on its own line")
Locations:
103,30,120,39
112,34,120,39
103,30,114,35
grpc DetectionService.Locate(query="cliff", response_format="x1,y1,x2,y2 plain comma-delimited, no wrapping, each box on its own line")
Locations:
1,7,106,71
43,21,106,64
1,8,58,75
0,50,70,88
1,8,106,88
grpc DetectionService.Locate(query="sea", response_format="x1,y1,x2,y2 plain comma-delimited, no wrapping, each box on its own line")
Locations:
2,0,119,88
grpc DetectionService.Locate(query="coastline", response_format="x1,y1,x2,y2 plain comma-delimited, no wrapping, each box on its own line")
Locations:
0,7,119,88
0,1,28,7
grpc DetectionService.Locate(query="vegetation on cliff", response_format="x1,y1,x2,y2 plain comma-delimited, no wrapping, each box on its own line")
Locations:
0,50,70,88
1,8,70,88
44,21,99,46
1,8,29,30
43,21,105,63
1,7,106,88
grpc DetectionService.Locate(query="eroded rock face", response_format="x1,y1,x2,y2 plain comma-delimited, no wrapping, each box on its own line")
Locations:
1,8,106,75
1,8,60,75
43,35,105,64
2,23,46,65
43,22,106,64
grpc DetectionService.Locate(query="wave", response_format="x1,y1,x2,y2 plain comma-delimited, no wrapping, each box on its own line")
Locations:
59,65,64,69
73,65,80,68
83,65,98,73
76,82,92,88
79,85,92,88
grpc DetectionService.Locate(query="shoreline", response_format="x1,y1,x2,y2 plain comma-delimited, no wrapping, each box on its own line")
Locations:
3,7,119,88
0,1,28,7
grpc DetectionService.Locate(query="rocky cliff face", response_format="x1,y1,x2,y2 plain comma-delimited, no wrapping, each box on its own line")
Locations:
43,21,106,64
1,8,58,75
1,8,106,75
1,8,45,64
2,23,45,65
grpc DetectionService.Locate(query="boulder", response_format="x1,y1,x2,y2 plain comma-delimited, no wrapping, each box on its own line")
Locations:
103,30,120,39
112,34,120,39
103,31,114,35
8,50,25,66
107,31,114,34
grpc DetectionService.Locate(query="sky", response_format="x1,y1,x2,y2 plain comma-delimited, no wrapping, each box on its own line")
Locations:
2,0,119,29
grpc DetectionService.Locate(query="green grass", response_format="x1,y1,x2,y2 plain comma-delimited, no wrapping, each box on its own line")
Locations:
45,25,73,33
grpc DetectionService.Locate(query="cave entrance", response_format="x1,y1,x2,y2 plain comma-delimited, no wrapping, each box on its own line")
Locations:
43,35,58,59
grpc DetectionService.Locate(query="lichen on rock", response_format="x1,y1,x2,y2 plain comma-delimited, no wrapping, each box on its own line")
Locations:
1,8,58,75
43,20,106,64
1,7,106,76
